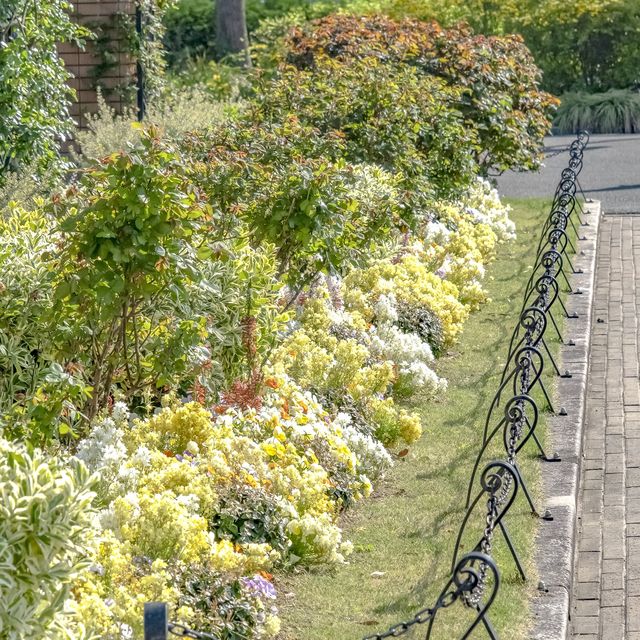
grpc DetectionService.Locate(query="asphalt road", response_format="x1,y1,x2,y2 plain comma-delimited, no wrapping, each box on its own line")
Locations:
497,134,640,213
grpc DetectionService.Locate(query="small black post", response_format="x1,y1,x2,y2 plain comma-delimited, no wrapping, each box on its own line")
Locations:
136,4,145,121
144,602,168,640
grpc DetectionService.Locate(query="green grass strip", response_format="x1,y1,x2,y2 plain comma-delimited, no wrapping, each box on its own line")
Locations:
278,198,562,640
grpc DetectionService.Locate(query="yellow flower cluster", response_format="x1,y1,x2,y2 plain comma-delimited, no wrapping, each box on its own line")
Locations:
343,255,469,345
72,376,382,638
272,178,514,452
272,291,422,447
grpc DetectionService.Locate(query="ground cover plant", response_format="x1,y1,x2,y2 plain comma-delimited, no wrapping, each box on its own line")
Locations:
0,10,557,640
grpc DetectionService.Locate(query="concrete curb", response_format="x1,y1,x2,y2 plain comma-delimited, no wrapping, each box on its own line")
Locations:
529,199,602,640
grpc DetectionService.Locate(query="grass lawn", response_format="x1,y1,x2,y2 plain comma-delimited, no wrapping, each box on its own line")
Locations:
277,198,566,640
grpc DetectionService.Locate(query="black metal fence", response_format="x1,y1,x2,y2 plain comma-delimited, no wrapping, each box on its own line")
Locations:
142,132,591,640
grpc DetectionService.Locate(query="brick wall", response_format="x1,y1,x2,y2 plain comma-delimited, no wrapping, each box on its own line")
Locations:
59,1,138,129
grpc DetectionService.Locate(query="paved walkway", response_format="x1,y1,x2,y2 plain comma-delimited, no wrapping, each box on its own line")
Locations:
498,134,640,213
571,215,640,638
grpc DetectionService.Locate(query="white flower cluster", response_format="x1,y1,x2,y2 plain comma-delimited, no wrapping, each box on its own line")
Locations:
286,511,354,564
75,402,149,501
464,177,516,242
370,294,446,396
373,292,398,325
422,220,452,245
336,413,394,481
76,410,128,475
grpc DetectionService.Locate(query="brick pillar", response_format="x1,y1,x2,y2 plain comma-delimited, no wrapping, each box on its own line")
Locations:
59,1,138,129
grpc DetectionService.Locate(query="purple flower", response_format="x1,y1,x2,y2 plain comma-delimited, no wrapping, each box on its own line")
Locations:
242,575,277,600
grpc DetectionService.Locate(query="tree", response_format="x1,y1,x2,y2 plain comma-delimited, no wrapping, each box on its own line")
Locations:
215,0,251,65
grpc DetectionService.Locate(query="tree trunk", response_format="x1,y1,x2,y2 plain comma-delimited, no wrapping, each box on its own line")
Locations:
215,0,251,66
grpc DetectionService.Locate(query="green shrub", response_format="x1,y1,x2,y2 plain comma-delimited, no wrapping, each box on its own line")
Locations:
554,89,640,134
0,0,89,182
514,0,640,94
0,133,291,441
164,0,217,65
251,56,477,196
0,438,96,639
282,14,557,175
0,207,90,443
166,57,250,99
162,0,346,66
43,129,287,426
51,132,215,419
343,0,640,95
0,164,64,212
184,118,404,284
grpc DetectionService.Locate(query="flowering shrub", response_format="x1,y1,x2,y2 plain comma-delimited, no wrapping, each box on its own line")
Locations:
71,375,389,636
344,177,513,332
272,289,425,447
269,177,513,448
0,9,525,635
369,295,446,398
343,256,469,346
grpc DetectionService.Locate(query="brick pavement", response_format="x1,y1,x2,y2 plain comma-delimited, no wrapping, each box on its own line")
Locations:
571,215,640,639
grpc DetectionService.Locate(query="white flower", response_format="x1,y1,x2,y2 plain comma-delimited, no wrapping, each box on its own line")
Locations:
341,424,393,481
373,293,398,325
132,445,152,467
176,494,200,514
111,401,130,426
76,416,127,473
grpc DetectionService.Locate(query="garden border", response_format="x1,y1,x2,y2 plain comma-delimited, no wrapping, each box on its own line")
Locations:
139,135,595,640
530,198,602,639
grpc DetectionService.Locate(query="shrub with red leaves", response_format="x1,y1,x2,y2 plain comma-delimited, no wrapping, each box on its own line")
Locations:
283,14,558,175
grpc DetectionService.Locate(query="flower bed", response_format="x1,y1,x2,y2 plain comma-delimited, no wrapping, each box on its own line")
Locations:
0,12,549,640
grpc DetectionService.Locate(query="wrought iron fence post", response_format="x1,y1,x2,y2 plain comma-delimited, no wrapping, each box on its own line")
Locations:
136,5,145,121
139,132,592,640
144,602,168,640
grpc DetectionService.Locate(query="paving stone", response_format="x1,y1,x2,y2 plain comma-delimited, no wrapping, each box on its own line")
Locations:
628,597,640,631
601,590,624,607
570,216,640,639
576,582,600,600
573,616,599,635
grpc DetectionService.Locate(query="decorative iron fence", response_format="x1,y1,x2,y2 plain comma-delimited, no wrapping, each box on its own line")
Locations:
142,132,591,640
